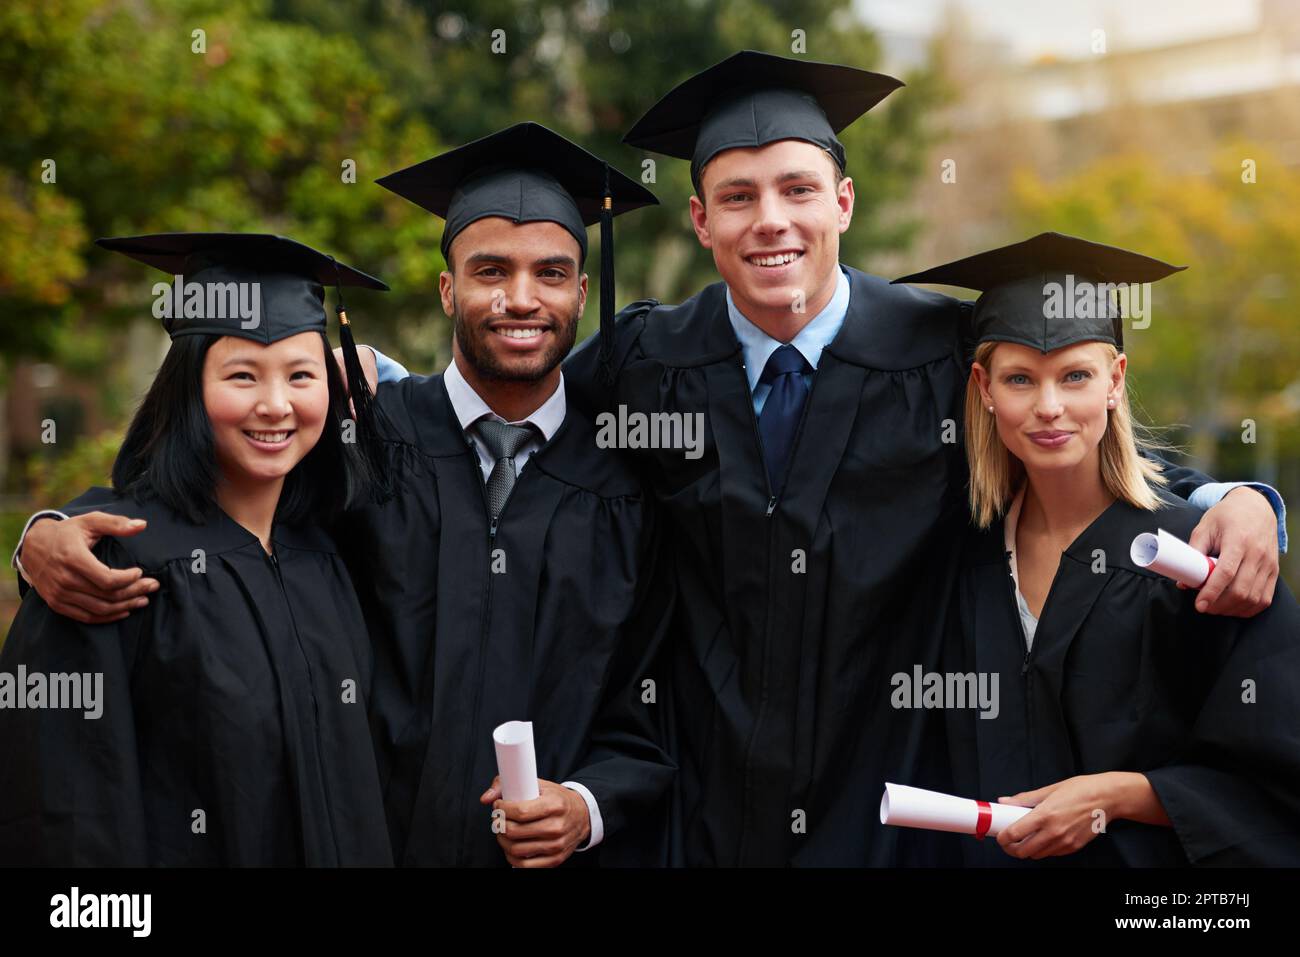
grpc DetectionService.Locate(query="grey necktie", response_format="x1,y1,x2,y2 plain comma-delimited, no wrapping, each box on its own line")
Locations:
475,418,537,519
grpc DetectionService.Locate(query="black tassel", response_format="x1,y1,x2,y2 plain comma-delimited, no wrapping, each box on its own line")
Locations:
598,162,616,388
330,257,392,503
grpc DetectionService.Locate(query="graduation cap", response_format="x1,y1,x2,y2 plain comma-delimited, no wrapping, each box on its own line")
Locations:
892,232,1187,352
376,123,658,384
622,50,903,192
97,232,392,493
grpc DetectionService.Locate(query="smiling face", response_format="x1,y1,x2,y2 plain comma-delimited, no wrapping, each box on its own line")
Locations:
441,216,587,382
973,341,1126,476
689,138,853,329
202,331,331,487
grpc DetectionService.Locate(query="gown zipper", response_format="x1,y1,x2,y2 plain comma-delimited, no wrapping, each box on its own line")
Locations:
1004,548,1036,784
736,352,819,862
266,545,334,864
455,440,520,864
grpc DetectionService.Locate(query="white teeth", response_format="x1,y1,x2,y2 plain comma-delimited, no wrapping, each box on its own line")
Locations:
749,252,801,267
498,327,544,339
246,431,291,443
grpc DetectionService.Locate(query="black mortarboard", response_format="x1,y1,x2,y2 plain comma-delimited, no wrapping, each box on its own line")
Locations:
95,232,387,342
622,50,903,192
376,122,657,384
98,232,392,494
892,232,1187,352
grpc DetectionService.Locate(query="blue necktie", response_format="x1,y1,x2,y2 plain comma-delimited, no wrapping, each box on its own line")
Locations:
757,344,811,494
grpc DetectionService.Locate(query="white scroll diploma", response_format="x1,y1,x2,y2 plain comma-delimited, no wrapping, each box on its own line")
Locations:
492,720,540,802
1130,529,1216,589
880,783,1032,839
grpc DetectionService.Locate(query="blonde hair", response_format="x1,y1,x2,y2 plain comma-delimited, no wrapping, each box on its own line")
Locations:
965,341,1169,528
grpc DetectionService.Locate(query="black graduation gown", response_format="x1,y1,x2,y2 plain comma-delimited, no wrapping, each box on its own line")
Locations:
945,492,1300,866
336,373,674,867
0,491,392,866
564,265,1220,867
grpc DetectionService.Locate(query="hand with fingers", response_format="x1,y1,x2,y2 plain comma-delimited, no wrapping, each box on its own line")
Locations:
1185,486,1281,617
994,772,1169,860
479,775,591,868
18,512,159,624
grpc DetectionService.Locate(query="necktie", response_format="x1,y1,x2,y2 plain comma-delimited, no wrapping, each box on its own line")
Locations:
757,343,811,494
475,418,537,519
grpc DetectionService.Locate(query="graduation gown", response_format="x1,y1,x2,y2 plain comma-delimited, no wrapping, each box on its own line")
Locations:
336,373,674,867
945,492,1300,866
0,491,392,866
564,265,1220,867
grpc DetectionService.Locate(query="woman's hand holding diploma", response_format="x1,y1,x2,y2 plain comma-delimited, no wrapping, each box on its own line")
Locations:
996,772,1172,859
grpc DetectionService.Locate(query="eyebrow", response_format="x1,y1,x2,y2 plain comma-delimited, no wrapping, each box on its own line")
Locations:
220,353,322,368
464,252,577,269
776,169,825,184
712,169,826,193
999,360,1100,374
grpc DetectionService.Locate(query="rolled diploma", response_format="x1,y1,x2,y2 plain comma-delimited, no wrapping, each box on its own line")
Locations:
880,782,1031,838
1130,529,1216,589
493,720,540,802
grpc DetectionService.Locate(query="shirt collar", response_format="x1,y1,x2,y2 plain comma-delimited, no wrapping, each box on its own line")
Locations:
1004,484,1027,588
725,265,851,393
442,358,566,441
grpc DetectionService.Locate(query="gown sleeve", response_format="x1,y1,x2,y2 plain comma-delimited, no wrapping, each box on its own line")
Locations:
0,536,151,865
1142,581,1300,865
560,494,677,857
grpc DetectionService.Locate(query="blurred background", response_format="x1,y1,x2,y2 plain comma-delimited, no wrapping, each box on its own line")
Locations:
2,0,1298,635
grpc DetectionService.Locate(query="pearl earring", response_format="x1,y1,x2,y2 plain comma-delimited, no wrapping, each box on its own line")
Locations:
1107,398,1116,408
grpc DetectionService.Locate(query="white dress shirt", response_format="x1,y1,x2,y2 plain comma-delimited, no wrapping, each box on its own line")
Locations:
1002,486,1039,651
441,359,566,481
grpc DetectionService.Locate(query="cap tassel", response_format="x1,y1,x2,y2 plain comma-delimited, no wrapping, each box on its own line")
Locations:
598,163,616,388
330,256,392,502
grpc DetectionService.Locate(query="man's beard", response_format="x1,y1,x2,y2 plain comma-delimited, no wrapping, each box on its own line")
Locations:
452,297,581,382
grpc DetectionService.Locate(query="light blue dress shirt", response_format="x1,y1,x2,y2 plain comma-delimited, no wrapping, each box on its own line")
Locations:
726,266,850,416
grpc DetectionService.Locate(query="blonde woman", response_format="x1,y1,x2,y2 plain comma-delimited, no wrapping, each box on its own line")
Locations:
896,233,1300,866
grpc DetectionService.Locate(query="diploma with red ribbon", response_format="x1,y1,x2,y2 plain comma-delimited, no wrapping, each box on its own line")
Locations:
880,782,1033,839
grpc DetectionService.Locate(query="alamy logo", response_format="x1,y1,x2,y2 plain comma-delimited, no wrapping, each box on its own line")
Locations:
891,665,1000,719
50,887,151,937
1043,276,1152,328
0,666,103,719
153,276,261,329
595,404,705,460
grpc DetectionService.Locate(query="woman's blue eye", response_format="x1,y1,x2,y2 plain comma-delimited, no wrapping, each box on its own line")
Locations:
1007,374,1029,385
1066,370,1092,382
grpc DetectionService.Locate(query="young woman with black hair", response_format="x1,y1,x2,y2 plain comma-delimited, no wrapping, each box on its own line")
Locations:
0,234,393,866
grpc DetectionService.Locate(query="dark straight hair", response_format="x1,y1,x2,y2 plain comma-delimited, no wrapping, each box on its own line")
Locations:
112,332,371,525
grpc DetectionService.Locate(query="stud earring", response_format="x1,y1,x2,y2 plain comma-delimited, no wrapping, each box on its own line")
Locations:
987,405,994,413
